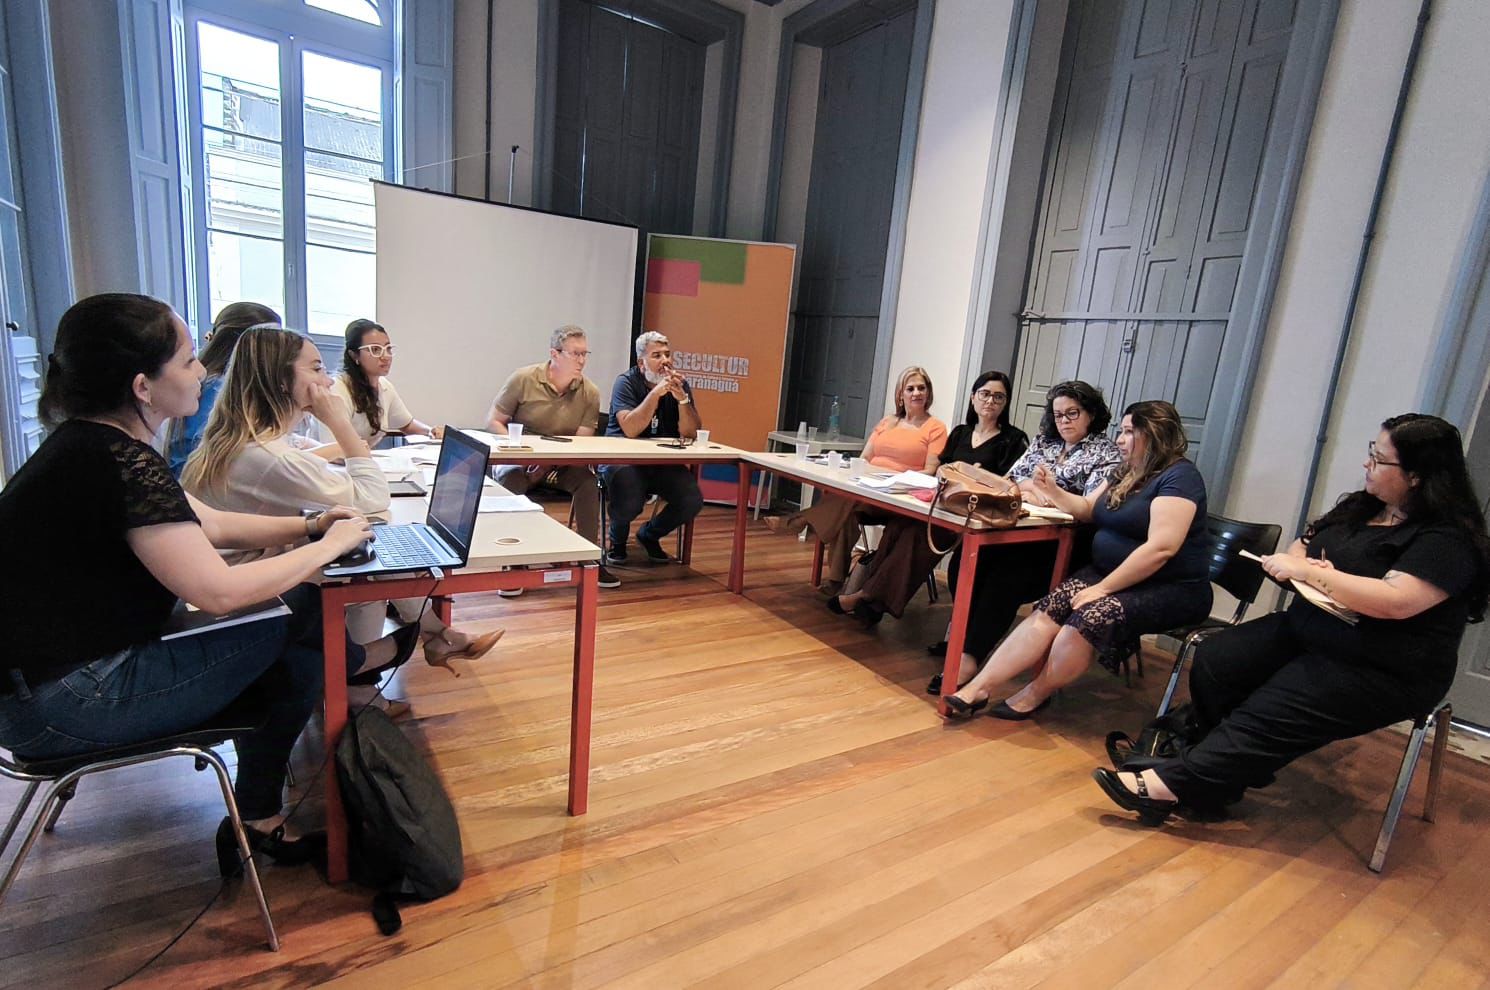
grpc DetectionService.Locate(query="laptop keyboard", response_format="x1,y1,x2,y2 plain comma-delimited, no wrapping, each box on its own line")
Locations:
373,525,442,567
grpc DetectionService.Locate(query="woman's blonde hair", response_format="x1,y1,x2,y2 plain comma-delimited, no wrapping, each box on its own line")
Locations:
182,327,310,497
893,366,934,418
1106,400,1189,507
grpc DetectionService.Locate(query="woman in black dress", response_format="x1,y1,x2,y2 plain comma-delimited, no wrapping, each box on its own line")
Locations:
1095,414,1490,822
831,372,1028,624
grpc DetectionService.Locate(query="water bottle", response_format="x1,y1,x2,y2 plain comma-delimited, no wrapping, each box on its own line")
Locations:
828,396,841,439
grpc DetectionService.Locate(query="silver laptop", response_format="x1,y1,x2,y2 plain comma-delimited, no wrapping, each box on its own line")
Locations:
323,427,490,577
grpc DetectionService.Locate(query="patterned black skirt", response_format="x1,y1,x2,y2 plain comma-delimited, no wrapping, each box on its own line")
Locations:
1032,565,1213,675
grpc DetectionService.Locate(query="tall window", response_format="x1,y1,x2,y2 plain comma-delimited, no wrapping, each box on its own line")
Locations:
185,1,394,336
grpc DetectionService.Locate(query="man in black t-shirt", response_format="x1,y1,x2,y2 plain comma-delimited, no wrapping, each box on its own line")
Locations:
603,332,703,564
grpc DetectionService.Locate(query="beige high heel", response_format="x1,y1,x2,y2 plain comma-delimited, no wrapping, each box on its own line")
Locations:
422,628,505,675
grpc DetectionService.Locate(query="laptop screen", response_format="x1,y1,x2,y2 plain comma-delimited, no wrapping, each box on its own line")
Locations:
425,429,490,558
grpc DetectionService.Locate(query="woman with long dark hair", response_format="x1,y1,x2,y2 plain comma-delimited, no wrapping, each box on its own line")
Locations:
1095,414,1490,823
831,371,1028,624
166,300,280,475
0,293,371,851
946,400,1212,719
331,319,442,446
927,379,1123,694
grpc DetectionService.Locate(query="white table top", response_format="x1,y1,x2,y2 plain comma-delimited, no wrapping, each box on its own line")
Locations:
381,456,602,571
766,431,866,452
410,432,749,464
740,451,1071,532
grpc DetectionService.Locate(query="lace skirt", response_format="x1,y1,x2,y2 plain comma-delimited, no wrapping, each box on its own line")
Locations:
1033,565,1213,675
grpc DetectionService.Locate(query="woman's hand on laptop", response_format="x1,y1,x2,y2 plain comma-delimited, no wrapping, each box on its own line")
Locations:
319,515,374,559
309,505,363,536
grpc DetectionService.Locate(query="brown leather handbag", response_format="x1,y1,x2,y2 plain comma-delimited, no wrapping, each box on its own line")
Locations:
926,461,1023,554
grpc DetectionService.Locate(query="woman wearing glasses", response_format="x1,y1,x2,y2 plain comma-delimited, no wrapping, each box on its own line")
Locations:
1094,414,1489,824
831,372,1028,624
946,400,1211,721
927,380,1123,694
331,319,443,447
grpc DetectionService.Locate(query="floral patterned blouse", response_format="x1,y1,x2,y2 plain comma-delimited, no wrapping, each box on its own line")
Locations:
1006,432,1123,496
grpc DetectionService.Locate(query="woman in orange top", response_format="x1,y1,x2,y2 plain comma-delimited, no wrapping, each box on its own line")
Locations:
766,367,948,591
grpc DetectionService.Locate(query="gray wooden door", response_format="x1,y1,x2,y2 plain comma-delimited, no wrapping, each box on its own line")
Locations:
789,9,915,437
552,0,705,329
1016,0,1299,471
1450,377,1490,727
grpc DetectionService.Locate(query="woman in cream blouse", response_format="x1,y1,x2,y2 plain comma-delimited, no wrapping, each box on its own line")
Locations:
183,327,501,696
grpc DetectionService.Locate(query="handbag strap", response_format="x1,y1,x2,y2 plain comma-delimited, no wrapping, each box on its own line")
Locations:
925,482,975,556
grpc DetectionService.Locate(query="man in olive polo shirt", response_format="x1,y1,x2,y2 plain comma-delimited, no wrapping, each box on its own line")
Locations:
487,324,619,588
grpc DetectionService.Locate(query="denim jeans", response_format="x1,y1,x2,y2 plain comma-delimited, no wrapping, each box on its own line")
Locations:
0,584,328,820
603,464,703,550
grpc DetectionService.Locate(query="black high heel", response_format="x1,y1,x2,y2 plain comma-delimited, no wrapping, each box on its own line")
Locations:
852,601,885,626
1092,768,1178,825
825,596,849,615
215,817,326,878
989,697,1052,721
942,695,989,720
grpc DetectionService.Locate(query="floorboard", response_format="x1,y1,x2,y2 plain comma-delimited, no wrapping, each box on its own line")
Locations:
1,505,1486,989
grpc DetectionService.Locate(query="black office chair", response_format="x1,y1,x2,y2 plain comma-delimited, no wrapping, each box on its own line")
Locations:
1148,513,1283,714
0,692,281,950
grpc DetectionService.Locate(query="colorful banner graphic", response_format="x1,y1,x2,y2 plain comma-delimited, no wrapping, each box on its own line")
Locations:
644,235,795,505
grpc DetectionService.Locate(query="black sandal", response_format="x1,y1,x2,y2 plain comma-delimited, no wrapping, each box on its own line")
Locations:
1092,768,1178,825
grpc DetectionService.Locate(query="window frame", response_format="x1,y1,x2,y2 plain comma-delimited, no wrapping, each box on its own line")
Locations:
182,0,395,336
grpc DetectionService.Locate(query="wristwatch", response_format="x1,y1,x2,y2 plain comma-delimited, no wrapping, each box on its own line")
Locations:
305,510,324,537
678,396,692,405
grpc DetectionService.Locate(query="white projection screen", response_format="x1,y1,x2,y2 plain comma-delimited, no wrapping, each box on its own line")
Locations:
372,182,638,429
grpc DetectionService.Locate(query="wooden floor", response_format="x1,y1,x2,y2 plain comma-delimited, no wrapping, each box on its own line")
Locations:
3,506,1489,989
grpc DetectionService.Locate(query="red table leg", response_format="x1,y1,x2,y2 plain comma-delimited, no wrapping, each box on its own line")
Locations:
568,564,598,815
320,590,350,885
810,537,825,588
681,464,702,565
433,595,452,625
729,460,750,594
940,533,986,716
1050,526,1076,590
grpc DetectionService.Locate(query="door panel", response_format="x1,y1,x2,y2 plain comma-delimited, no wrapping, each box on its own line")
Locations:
789,10,915,436
1017,0,1298,471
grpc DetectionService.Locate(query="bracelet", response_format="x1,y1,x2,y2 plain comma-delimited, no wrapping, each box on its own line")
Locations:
678,396,692,405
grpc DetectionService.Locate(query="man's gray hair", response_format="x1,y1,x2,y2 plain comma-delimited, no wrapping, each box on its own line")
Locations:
550,324,588,352
634,330,669,360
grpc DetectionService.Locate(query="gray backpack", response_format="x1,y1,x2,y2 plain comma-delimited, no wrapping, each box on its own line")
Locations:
334,706,464,933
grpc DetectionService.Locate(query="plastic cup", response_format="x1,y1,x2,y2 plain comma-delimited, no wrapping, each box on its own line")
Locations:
807,426,819,439
797,421,808,440
849,457,869,475
795,442,810,460
508,423,524,442
695,429,711,445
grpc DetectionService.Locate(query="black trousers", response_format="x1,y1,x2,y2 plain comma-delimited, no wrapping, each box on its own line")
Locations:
604,464,703,549
1155,609,1443,808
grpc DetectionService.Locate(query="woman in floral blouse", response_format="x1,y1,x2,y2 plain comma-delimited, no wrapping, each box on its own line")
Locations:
927,380,1123,695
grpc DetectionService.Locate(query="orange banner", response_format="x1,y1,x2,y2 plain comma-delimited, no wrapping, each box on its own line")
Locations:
643,235,795,456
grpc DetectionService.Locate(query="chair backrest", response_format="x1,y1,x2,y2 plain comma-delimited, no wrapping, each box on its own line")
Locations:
1201,513,1283,605
596,409,610,435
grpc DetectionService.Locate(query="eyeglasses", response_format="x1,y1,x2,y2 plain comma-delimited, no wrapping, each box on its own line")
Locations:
1367,441,1401,468
559,349,590,360
973,390,1008,404
1052,408,1085,423
357,344,396,358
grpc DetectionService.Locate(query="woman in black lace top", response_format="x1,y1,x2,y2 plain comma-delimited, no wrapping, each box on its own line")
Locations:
0,294,372,845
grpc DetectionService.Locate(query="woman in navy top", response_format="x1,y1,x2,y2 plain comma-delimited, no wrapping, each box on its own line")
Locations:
946,400,1212,720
